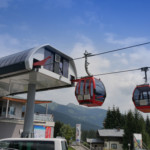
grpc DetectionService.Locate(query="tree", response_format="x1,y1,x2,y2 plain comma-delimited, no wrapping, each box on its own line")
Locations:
87,130,97,139
123,110,135,150
104,106,124,129
104,107,112,128
60,124,74,144
81,130,88,141
146,115,150,136
54,121,64,137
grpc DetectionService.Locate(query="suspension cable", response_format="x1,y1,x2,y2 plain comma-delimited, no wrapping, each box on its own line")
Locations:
93,68,141,77
73,41,150,60
77,67,150,79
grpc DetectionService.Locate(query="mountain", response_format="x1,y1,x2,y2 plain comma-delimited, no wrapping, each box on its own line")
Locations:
34,102,107,130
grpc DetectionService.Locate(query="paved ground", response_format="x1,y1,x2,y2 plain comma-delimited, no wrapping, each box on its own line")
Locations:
71,145,90,150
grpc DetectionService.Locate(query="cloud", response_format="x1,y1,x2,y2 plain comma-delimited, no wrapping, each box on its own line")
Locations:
105,33,147,46
35,87,78,105
68,34,150,115
1,32,149,117
0,34,20,56
0,33,42,57
70,35,110,77
129,47,150,65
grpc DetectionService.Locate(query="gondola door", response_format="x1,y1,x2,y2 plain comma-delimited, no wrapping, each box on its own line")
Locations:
75,77,94,107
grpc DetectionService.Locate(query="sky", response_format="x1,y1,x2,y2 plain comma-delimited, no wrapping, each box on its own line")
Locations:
1,0,150,117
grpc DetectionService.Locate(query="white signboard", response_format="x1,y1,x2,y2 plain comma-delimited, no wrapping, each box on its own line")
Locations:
133,133,142,149
76,124,81,143
34,125,45,138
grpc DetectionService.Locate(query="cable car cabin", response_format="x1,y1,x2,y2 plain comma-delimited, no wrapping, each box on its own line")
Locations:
75,76,106,107
132,84,150,113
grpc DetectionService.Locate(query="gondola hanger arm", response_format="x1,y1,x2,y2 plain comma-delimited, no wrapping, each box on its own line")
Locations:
84,50,93,76
141,67,149,84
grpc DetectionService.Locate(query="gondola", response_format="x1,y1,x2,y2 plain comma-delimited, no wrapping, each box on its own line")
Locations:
75,76,106,107
132,84,150,113
73,51,106,107
132,67,150,113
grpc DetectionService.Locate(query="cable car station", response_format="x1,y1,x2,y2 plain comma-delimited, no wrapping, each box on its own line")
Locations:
0,44,77,137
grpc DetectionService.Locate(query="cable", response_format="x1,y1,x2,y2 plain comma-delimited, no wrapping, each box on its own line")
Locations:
77,67,150,79
73,41,150,60
93,68,141,77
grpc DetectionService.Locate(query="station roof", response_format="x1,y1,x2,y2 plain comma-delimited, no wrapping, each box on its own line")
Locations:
0,96,52,104
0,44,74,76
0,48,31,70
0,44,77,97
98,129,124,137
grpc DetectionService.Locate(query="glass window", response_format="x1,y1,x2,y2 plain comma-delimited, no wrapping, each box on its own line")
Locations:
143,91,148,99
80,80,84,95
140,93,143,100
148,91,150,99
44,50,54,72
0,141,55,150
0,105,2,116
91,81,93,98
95,79,106,101
44,50,69,79
61,141,68,150
75,83,79,95
63,59,69,78
85,79,90,95
133,89,140,101
111,143,117,149
8,106,15,115
59,59,63,75
2,107,6,115
54,54,61,74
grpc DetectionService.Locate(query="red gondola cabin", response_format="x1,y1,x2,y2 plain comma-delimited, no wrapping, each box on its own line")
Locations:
75,76,106,107
132,84,150,113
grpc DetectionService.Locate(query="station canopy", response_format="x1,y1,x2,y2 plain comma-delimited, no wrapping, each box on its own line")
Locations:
0,44,77,97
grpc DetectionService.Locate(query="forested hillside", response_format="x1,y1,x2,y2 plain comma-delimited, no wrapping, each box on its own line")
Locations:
33,102,107,130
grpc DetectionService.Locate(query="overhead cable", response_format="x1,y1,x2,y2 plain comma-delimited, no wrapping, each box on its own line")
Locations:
73,41,150,60
93,68,141,77
77,67,150,79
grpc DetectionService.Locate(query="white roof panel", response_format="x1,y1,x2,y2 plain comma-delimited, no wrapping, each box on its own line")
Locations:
0,48,32,68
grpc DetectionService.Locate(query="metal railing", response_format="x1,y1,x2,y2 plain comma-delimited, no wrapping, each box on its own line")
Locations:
34,114,54,122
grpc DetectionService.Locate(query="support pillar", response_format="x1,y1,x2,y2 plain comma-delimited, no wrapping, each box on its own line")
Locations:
6,99,9,118
21,83,36,138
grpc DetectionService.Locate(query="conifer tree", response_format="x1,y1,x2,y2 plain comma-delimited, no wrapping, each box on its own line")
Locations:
123,110,135,150
104,106,124,129
146,115,150,136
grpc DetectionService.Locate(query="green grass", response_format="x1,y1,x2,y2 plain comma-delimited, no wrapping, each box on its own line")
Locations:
68,146,75,150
